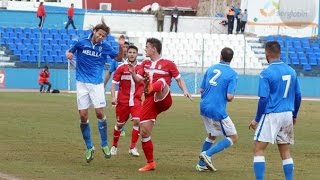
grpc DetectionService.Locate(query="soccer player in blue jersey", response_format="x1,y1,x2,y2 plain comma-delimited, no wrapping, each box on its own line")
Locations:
249,41,301,180
65,20,124,163
197,47,239,172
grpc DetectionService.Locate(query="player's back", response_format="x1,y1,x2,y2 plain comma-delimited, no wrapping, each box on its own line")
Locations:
260,61,299,113
200,63,237,120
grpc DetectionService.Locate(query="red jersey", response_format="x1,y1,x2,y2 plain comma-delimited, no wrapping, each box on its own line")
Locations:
67,7,74,17
37,5,46,17
112,62,144,106
137,58,181,88
38,69,50,84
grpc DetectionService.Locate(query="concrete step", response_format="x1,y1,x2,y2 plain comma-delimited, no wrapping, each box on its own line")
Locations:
0,56,11,61
0,61,15,67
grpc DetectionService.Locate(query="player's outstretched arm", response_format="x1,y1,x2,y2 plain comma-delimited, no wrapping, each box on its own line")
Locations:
114,37,125,62
128,64,143,83
176,78,192,100
104,71,111,88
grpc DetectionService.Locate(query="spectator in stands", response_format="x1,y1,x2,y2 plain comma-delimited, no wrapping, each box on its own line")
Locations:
219,19,228,34
227,8,235,34
65,3,76,30
154,6,165,32
236,9,242,34
240,9,248,33
38,65,51,93
170,6,179,32
36,2,46,29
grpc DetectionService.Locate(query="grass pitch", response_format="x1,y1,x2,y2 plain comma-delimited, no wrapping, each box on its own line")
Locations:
0,92,319,180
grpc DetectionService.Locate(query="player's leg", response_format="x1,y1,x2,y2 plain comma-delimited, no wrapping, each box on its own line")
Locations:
45,81,51,92
39,83,44,93
253,141,268,180
111,104,130,155
129,117,140,157
278,144,293,180
205,117,238,157
197,116,216,171
276,111,294,180
252,113,278,180
138,120,156,172
91,83,110,159
77,81,94,163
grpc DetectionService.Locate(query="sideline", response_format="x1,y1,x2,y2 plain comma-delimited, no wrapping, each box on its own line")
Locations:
1,89,320,101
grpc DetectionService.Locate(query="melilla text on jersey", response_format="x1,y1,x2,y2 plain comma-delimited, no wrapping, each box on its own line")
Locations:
82,49,102,57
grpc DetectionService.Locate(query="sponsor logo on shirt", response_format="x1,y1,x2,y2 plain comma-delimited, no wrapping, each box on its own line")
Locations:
82,49,101,57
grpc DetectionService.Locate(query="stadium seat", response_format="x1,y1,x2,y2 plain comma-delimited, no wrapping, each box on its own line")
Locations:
20,55,28,62
309,57,317,65
303,64,312,71
291,57,299,65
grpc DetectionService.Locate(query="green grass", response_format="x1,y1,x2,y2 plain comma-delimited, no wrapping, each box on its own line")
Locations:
0,92,319,180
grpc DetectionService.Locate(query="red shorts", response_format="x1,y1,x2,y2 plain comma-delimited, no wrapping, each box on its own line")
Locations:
116,104,141,124
140,92,172,122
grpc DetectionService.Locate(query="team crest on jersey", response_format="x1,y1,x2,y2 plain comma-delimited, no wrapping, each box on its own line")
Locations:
98,46,103,52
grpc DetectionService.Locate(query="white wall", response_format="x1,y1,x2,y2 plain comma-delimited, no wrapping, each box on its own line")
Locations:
83,13,227,34
1,0,82,10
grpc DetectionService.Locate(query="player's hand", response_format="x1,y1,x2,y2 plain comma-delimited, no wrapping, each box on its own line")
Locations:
249,119,258,130
66,52,74,60
184,91,193,101
111,97,117,107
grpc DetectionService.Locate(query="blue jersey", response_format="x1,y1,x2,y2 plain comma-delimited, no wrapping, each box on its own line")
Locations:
200,62,238,120
108,59,125,74
69,33,118,84
258,60,301,113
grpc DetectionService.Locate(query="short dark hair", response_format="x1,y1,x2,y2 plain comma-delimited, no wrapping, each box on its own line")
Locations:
127,45,138,52
93,20,110,35
146,38,162,54
44,65,48,69
221,47,234,62
265,41,281,56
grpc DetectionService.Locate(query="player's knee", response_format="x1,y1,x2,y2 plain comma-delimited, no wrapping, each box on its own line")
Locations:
95,112,104,119
115,123,124,130
229,134,239,144
140,128,150,138
132,119,140,126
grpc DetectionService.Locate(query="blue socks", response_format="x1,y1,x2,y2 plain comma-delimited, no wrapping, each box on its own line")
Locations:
98,118,108,147
253,156,265,180
283,158,294,180
80,120,93,149
198,137,214,166
206,137,232,157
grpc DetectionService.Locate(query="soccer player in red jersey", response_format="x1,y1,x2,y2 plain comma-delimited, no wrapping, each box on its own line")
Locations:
129,38,192,172
110,45,143,157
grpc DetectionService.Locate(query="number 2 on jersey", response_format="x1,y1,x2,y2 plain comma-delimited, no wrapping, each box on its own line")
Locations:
209,69,221,86
282,75,291,98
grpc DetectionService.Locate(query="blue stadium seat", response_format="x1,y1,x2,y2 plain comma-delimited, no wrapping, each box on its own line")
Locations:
14,38,22,44
45,56,54,63
23,39,31,45
4,38,14,44
14,27,22,33
17,44,25,50
62,34,70,40
33,28,40,34
14,50,22,56
23,28,32,34
291,57,299,65
303,64,311,71
50,29,58,34
8,44,17,50
50,51,58,56
299,57,308,65
20,55,28,62
27,44,35,51
53,34,62,40
4,27,14,33
53,45,61,51
67,29,76,35
59,29,67,34
50,39,58,45
309,57,317,65
44,34,53,40
54,56,63,63
43,44,52,51
41,28,49,35
18,33,27,39
28,55,37,63
22,49,31,56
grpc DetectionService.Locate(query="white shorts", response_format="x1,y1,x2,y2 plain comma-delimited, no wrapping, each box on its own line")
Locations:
76,81,106,110
254,111,294,144
201,115,237,137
